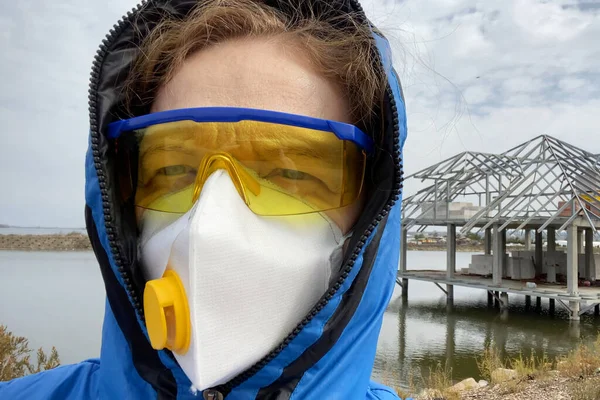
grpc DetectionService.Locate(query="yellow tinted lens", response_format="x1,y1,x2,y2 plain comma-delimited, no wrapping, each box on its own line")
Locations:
134,120,366,216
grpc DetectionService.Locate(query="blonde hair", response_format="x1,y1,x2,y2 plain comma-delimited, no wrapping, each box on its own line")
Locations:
125,0,387,127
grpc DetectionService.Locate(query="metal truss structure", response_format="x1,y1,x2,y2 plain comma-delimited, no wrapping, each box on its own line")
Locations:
402,135,600,234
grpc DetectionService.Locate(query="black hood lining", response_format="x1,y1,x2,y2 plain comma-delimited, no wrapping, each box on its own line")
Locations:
86,206,177,399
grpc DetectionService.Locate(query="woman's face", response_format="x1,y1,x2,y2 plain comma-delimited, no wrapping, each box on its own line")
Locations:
151,37,364,234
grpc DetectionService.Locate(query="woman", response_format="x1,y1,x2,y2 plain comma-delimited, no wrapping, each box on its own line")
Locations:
0,0,406,398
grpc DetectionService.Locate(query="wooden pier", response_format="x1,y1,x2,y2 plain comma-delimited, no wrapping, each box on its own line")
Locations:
396,269,600,320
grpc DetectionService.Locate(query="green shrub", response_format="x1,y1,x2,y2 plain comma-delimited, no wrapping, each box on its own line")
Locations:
0,325,60,381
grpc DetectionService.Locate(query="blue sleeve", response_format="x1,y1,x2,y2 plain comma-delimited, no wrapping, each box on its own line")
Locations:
366,380,402,400
0,360,100,400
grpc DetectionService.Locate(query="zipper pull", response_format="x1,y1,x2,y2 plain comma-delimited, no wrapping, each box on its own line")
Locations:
203,389,224,400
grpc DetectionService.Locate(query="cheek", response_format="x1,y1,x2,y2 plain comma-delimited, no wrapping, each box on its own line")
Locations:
136,207,145,224
325,194,365,235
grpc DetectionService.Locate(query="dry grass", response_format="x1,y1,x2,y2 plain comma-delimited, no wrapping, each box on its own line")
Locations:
556,336,600,379
382,361,460,399
422,361,460,400
393,369,417,399
0,325,60,381
476,345,504,383
509,350,552,380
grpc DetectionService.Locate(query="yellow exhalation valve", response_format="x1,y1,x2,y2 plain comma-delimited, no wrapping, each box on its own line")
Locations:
143,269,191,354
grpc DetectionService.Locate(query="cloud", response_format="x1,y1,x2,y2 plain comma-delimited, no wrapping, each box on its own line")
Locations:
0,0,133,227
513,0,593,41
361,0,600,193
463,84,494,105
558,76,588,91
0,0,599,227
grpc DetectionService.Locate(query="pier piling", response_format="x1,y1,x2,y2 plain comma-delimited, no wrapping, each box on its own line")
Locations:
500,292,509,310
401,278,408,299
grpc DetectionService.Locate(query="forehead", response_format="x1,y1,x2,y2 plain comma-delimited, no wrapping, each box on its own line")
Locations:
151,37,351,124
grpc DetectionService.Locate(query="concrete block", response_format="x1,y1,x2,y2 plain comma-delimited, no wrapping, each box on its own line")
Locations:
503,254,510,278
521,260,536,280
469,263,492,275
472,254,493,263
546,251,567,277
507,257,535,280
511,250,535,260
468,254,494,276
547,265,557,283
576,254,600,280
506,258,515,279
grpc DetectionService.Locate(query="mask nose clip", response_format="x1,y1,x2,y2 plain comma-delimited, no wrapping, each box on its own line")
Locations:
144,269,191,354
192,152,261,206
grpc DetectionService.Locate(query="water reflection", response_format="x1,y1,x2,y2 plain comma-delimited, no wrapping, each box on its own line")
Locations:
374,282,600,390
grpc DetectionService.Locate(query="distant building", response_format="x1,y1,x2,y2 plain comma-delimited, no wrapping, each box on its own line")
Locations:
559,192,600,217
420,202,483,220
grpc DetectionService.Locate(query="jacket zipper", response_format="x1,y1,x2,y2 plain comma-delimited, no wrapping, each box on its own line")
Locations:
87,0,403,396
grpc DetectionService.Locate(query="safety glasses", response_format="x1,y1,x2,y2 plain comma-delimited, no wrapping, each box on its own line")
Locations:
108,107,373,216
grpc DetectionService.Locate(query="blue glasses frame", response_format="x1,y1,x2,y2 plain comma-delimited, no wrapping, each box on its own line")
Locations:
107,107,374,154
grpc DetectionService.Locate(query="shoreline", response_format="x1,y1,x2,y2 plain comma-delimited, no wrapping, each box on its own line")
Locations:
1,234,598,254
0,234,487,252
0,233,92,251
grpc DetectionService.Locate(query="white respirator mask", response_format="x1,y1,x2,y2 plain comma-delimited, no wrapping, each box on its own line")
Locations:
138,170,349,391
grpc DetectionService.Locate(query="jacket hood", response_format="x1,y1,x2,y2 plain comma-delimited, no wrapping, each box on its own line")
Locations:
84,1,407,398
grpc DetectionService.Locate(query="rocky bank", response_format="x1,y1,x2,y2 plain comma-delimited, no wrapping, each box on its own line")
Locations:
414,367,600,400
0,233,92,251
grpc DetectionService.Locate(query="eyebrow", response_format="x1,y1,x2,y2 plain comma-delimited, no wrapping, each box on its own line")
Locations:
140,144,197,160
257,144,340,169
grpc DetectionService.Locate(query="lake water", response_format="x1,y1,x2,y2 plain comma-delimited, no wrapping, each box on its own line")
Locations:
2,250,599,391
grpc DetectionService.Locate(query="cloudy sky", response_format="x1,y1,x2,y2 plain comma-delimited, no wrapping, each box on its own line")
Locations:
1,0,599,227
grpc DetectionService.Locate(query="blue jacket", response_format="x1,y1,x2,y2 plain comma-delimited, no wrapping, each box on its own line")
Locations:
0,1,407,398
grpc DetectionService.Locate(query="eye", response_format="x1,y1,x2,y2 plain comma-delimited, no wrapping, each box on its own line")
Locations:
280,169,309,180
157,165,193,176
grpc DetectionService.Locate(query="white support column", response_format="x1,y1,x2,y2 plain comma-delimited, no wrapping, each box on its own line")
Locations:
567,224,579,295
493,224,502,285
524,229,532,251
501,229,507,277
484,228,492,255
400,226,408,273
535,230,544,277
447,224,456,301
570,302,581,322
578,229,584,255
447,224,456,279
585,228,594,281
547,227,556,253
567,219,581,320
